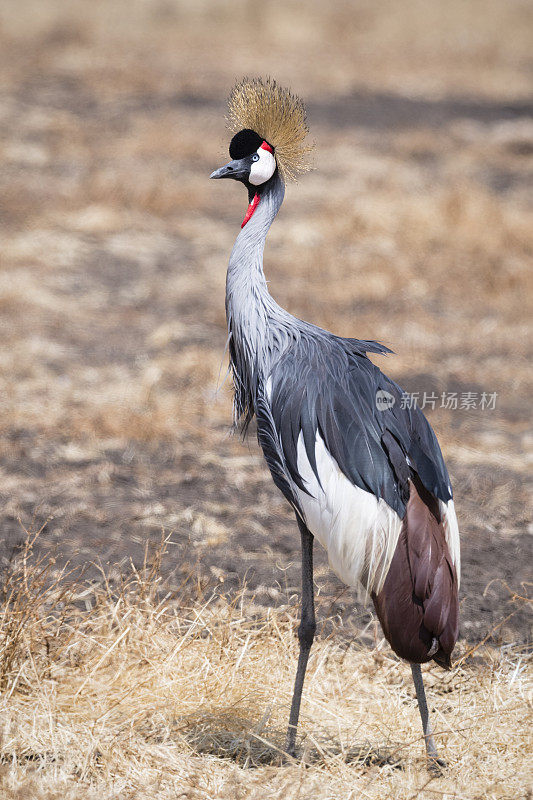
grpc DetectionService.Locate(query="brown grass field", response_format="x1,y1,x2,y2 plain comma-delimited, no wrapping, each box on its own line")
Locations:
0,1,532,797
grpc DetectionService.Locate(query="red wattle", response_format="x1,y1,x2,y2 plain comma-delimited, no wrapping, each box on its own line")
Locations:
241,193,260,228
260,141,274,153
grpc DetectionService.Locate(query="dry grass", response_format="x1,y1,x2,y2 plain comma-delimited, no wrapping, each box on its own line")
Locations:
0,533,531,800
0,0,532,796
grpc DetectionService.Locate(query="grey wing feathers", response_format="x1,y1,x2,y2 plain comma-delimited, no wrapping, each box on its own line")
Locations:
266,333,452,515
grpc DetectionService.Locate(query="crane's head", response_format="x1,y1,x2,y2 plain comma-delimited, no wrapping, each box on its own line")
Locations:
210,128,277,189
210,78,313,224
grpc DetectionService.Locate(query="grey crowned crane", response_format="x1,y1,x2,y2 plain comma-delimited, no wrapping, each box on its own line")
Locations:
210,77,460,770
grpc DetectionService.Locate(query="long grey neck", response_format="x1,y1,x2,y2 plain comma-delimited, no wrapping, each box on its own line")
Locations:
225,172,287,380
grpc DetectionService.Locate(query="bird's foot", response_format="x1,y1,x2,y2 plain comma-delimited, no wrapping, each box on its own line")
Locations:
283,729,297,762
273,747,296,767
427,755,447,775
282,742,297,762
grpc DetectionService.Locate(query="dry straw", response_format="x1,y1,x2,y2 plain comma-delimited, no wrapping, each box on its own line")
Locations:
0,530,531,799
227,76,314,182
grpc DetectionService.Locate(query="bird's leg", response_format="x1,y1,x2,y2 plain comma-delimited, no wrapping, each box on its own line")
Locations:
284,518,316,758
410,663,446,773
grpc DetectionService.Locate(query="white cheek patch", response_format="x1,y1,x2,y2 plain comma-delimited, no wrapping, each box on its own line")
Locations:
249,148,276,186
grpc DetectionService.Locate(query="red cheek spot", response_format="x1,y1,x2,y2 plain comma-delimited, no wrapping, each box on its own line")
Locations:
260,141,274,154
241,192,260,228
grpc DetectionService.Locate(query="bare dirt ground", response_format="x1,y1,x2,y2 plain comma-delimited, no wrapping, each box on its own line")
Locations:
0,1,532,797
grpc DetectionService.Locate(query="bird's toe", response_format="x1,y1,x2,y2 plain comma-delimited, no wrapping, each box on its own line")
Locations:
427,755,447,775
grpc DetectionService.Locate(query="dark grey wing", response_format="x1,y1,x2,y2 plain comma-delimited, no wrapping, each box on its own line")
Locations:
255,389,298,509
266,334,452,517
400,399,453,502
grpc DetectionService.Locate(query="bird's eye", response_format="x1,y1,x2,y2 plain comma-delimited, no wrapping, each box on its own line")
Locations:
251,154,260,162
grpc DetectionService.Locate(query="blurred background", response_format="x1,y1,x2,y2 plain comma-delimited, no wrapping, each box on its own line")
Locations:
0,0,531,644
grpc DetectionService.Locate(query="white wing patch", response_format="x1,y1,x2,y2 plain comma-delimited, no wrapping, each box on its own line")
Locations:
438,498,461,586
294,432,403,594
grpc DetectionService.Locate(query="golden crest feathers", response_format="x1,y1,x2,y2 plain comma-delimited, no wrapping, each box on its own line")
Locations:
227,77,313,182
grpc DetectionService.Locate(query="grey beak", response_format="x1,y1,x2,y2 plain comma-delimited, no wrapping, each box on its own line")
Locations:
210,157,249,181
209,165,230,179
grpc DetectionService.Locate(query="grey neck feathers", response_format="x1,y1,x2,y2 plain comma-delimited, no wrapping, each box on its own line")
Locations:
225,172,293,428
